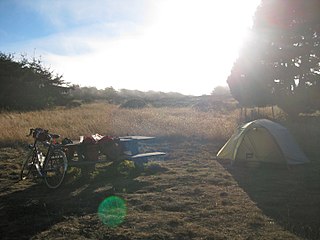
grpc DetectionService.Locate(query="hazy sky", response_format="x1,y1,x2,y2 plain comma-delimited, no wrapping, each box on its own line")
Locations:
1,0,260,95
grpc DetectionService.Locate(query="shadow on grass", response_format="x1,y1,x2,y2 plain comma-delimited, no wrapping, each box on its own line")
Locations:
0,163,150,240
220,160,320,240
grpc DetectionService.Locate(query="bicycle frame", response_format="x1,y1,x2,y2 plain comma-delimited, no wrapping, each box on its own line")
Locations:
21,128,68,188
28,138,55,177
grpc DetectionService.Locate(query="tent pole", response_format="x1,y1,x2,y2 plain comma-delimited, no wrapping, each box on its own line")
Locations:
272,105,275,119
244,108,247,122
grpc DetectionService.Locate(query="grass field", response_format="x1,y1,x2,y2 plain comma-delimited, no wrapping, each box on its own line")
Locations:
0,102,239,146
0,102,320,239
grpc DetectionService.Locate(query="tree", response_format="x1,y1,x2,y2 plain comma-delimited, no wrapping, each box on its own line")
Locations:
104,87,121,104
211,86,231,96
228,0,320,114
0,52,71,110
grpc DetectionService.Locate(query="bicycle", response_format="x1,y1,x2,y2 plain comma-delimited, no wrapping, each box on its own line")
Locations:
20,128,68,189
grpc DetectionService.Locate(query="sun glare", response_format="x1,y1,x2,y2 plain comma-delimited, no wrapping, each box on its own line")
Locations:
140,0,261,94
48,0,261,95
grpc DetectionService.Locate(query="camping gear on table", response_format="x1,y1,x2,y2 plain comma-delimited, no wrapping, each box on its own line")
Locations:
217,119,309,165
98,136,123,161
76,135,99,162
63,134,166,166
77,134,123,162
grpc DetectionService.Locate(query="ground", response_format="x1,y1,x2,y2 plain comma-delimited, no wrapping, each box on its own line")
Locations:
0,138,319,239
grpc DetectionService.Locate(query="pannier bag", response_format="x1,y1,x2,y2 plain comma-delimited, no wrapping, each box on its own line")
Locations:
79,136,99,161
33,128,50,142
62,138,74,161
98,136,123,161
78,134,124,162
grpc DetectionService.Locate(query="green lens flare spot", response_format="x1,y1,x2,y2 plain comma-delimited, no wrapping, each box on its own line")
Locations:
98,196,127,228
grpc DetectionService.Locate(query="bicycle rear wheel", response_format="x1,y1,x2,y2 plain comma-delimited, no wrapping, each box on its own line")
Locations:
43,149,68,189
20,150,36,180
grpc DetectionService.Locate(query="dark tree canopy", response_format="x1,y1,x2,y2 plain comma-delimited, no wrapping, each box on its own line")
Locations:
0,53,71,110
228,0,320,114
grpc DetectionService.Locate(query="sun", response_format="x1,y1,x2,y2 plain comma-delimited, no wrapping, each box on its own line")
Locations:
47,0,261,95
135,0,262,94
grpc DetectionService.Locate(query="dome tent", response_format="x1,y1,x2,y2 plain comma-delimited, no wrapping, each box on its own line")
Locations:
217,119,309,165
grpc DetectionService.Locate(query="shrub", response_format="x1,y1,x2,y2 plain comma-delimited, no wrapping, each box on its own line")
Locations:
119,99,148,109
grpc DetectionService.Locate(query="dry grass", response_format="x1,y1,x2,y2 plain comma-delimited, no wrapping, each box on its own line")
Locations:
0,103,239,145
1,102,320,239
0,140,304,240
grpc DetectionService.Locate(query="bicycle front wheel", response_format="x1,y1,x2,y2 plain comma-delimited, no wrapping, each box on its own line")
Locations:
43,149,68,189
20,150,36,180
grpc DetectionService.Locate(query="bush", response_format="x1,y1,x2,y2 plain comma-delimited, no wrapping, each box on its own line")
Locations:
119,99,148,109
117,160,136,177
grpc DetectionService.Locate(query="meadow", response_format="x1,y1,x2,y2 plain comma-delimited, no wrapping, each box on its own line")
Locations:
0,101,320,239
0,102,239,146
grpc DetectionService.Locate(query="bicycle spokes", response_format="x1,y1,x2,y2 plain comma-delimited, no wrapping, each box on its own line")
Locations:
20,151,37,180
43,149,67,189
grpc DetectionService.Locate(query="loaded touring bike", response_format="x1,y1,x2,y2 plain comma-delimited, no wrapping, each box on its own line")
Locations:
20,128,68,189
20,128,166,189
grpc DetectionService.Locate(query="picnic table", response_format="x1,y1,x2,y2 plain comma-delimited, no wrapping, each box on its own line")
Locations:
65,135,166,167
120,136,166,165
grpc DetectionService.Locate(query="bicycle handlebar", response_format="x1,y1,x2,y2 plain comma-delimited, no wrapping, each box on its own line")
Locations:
27,128,60,141
26,128,46,136
26,128,34,137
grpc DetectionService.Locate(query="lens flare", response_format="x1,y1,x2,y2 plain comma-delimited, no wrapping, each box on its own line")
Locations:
98,196,127,228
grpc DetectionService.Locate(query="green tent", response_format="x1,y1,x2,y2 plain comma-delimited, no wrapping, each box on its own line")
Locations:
217,119,309,165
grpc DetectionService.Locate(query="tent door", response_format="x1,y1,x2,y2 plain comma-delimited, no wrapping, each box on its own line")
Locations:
237,127,284,163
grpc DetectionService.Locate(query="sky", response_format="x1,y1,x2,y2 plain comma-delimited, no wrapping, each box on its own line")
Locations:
0,0,261,96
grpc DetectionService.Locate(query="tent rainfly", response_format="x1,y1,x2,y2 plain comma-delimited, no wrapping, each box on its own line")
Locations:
217,119,309,165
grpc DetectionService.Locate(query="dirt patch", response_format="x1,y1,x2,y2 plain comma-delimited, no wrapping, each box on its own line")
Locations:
0,138,316,239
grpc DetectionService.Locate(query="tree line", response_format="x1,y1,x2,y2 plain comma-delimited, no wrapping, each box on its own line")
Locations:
2,1,319,114
0,53,71,110
227,0,320,115
0,52,208,111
